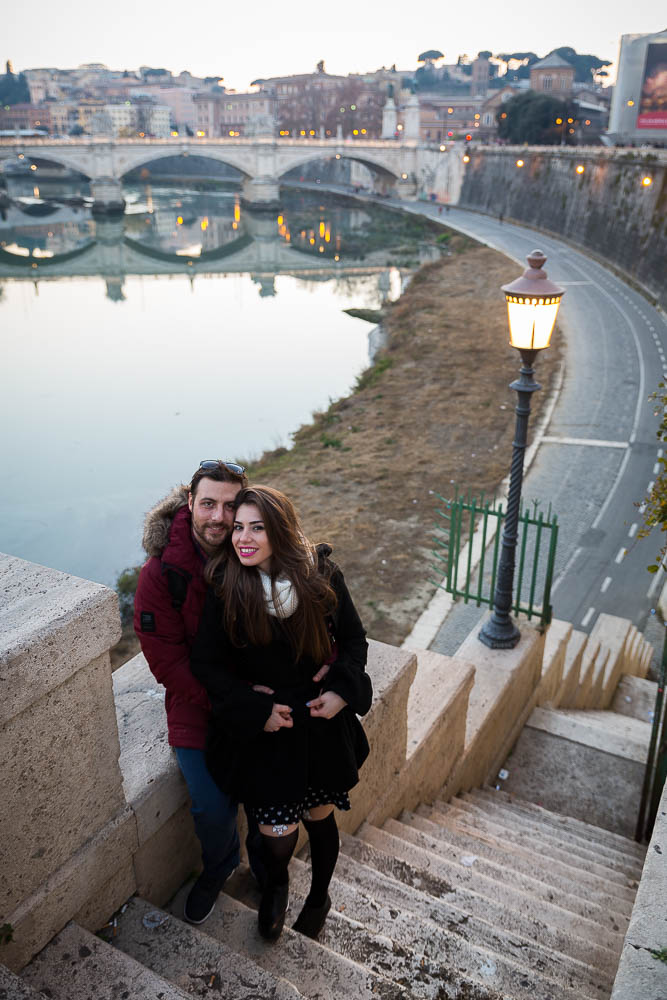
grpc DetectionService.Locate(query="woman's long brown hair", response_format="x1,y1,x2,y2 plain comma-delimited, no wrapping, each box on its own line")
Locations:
205,485,337,664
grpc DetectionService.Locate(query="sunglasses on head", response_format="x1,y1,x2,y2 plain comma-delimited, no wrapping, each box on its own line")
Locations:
199,460,246,475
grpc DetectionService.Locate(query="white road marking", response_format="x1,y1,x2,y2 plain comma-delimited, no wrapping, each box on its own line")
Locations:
615,548,626,564
648,481,655,493
540,436,629,448
601,576,612,593
647,567,665,600
581,606,595,628
655,463,661,475
629,522,638,538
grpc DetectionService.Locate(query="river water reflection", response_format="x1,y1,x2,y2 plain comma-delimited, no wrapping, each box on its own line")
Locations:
0,183,443,585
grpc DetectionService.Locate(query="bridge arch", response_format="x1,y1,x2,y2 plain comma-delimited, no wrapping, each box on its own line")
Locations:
275,148,401,182
116,146,250,180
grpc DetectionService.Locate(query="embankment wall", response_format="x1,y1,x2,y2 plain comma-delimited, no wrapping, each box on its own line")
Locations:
458,146,667,310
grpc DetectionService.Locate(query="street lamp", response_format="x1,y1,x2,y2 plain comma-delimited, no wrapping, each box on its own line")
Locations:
479,250,565,649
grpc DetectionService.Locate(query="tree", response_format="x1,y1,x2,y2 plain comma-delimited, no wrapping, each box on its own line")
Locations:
550,46,612,83
497,91,576,144
116,566,141,627
639,383,667,573
0,71,29,105
418,50,443,63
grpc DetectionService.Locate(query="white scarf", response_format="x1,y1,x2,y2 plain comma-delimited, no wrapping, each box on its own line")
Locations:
259,570,299,619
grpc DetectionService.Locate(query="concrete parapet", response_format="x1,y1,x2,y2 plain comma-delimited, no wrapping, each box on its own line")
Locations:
0,554,128,972
611,779,667,1000
536,618,571,707
589,614,634,709
368,649,474,824
439,616,546,797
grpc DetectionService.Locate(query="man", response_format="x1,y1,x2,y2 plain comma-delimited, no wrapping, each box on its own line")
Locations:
134,460,252,924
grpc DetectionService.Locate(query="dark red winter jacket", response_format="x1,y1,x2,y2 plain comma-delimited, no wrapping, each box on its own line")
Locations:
133,486,211,749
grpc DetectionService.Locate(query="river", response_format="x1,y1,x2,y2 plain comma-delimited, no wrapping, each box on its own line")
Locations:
0,180,443,586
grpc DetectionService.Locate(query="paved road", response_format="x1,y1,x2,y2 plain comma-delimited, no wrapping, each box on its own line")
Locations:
410,203,666,640
295,183,665,639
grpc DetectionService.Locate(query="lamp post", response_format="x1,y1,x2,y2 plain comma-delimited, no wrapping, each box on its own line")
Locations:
478,250,565,649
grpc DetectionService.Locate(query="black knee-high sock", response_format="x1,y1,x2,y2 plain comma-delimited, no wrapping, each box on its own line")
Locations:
303,812,339,907
261,829,298,887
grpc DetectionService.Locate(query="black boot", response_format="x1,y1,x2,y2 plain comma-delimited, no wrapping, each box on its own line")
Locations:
292,893,331,939
258,882,289,940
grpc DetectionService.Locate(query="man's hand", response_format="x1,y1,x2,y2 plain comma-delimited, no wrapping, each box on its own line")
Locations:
307,691,347,719
311,663,331,684
264,703,293,732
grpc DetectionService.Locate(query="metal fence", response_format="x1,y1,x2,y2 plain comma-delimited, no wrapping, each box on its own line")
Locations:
432,489,559,626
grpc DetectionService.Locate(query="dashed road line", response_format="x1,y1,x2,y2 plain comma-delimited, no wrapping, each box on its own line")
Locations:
629,522,638,538
615,547,626,564
581,606,595,628
601,577,612,593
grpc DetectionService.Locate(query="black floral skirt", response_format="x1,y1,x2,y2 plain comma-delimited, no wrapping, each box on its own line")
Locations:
246,786,351,828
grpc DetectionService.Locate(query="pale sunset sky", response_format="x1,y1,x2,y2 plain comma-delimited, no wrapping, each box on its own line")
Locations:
3,0,664,89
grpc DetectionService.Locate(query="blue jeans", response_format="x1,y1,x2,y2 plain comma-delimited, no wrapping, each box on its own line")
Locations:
174,747,265,886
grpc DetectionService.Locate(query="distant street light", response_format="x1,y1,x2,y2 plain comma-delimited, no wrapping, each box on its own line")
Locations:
479,251,565,649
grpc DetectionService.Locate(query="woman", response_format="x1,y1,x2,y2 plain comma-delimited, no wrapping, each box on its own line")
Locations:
190,485,372,943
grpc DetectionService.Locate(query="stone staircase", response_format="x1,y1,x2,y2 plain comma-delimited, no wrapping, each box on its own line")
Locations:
14,786,645,1000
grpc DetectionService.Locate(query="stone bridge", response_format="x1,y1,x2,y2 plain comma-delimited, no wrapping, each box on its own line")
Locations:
0,136,456,212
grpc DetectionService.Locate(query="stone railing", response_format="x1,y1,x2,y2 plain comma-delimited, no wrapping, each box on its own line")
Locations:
0,550,656,979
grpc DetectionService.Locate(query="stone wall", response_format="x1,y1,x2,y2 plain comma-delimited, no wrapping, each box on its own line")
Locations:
458,146,667,310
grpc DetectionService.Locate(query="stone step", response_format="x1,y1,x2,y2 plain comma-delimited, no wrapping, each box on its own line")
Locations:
558,628,588,707
410,807,635,918
167,879,413,1000
226,864,529,1000
111,896,306,998
383,817,631,931
470,787,646,865
454,792,644,879
0,965,45,1000
300,853,612,1000
339,832,619,973
611,674,658,723
527,707,651,763
20,921,191,1000
430,799,640,891
357,823,625,953
330,840,615,994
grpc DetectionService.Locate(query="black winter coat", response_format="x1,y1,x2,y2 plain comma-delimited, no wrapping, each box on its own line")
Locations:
190,550,372,807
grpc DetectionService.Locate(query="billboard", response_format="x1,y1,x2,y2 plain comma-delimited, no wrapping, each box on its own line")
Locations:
638,42,667,129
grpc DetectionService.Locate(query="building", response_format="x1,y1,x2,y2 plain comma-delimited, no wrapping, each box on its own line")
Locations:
193,90,277,137
529,53,575,95
608,28,667,145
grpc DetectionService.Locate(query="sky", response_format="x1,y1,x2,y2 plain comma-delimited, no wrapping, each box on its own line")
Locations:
3,0,664,91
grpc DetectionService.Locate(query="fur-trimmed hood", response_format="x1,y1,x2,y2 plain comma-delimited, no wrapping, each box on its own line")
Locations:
142,485,189,557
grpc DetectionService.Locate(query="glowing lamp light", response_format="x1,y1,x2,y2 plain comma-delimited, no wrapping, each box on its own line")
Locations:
171,130,179,136
350,105,356,111
474,114,480,120
176,216,183,225
335,153,341,159
585,119,591,126
352,129,359,135
642,176,653,187
627,100,635,107
401,172,408,179
465,134,472,140
447,130,454,137
196,130,205,137
309,129,315,135
361,128,367,134
396,123,403,131
18,153,24,159
556,117,563,125
462,154,470,163
576,164,585,174
440,144,446,151
30,164,37,171
447,107,453,114
516,159,524,168
502,251,564,351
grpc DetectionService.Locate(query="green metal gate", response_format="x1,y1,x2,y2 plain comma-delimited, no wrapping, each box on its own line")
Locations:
432,489,559,626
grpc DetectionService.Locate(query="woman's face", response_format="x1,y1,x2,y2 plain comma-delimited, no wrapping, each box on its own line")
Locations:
232,502,273,573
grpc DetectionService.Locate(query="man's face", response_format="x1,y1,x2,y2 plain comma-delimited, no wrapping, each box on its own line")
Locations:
188,478,241,555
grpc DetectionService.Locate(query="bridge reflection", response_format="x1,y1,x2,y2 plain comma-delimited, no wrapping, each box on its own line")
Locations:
0,186,443,300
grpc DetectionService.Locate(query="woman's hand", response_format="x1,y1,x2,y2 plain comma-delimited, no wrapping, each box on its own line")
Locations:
252,684,275,695
264,703,293,733
307,691,347,719
311,663,330,684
